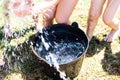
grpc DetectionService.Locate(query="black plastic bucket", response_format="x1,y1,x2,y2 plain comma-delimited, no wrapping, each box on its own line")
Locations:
31,22,89,79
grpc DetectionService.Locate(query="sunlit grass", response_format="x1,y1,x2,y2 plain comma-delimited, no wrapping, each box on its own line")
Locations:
4,72,25,80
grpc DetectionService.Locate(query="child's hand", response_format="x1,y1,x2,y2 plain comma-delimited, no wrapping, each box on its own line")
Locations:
12,0,58,17
12,0,33,17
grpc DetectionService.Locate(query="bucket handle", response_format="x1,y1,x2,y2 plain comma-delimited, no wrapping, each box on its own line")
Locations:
71,22,78,28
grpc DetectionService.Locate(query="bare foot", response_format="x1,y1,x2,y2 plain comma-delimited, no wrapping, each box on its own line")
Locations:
104,29,119,42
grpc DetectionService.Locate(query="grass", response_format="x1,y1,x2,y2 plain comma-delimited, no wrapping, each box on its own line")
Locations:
0,0,120,80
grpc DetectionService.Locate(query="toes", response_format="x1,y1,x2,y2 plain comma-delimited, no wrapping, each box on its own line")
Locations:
104,37,113,42
104,29,119,42
103,36,112,42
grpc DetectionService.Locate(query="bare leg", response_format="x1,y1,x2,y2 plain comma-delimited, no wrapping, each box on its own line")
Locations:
103,0,120,42
55,0,78,24
86,0,106,41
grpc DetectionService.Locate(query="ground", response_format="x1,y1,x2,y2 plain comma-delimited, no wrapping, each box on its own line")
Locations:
0,0,120,80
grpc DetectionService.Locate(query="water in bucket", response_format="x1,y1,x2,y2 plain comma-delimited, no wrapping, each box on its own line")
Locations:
34,36,85,65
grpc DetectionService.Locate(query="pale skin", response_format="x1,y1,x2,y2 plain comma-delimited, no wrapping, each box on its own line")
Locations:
12,0,78,29
39,0,78,28
86,0,120,42
3,0,78,36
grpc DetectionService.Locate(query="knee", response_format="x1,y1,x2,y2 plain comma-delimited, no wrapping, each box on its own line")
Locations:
55,16,68,24
102,16,112,26
88,13,100,23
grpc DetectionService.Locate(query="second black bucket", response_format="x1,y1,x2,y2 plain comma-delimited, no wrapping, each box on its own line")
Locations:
31,22,89,79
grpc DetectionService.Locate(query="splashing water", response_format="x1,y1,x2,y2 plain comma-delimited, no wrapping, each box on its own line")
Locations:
46,53,69,80
41,35,50,50
38,32,68,79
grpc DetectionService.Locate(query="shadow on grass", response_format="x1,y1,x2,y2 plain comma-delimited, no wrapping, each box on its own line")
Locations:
0,38,51,80
86,36,120,75
102,51,120,75
0,34,63,80
86,36,111,57
0,27,5,47
0,27,45,79
0,27,4,39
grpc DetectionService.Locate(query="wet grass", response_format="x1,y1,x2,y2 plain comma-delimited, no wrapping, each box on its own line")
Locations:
0,0,120,80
